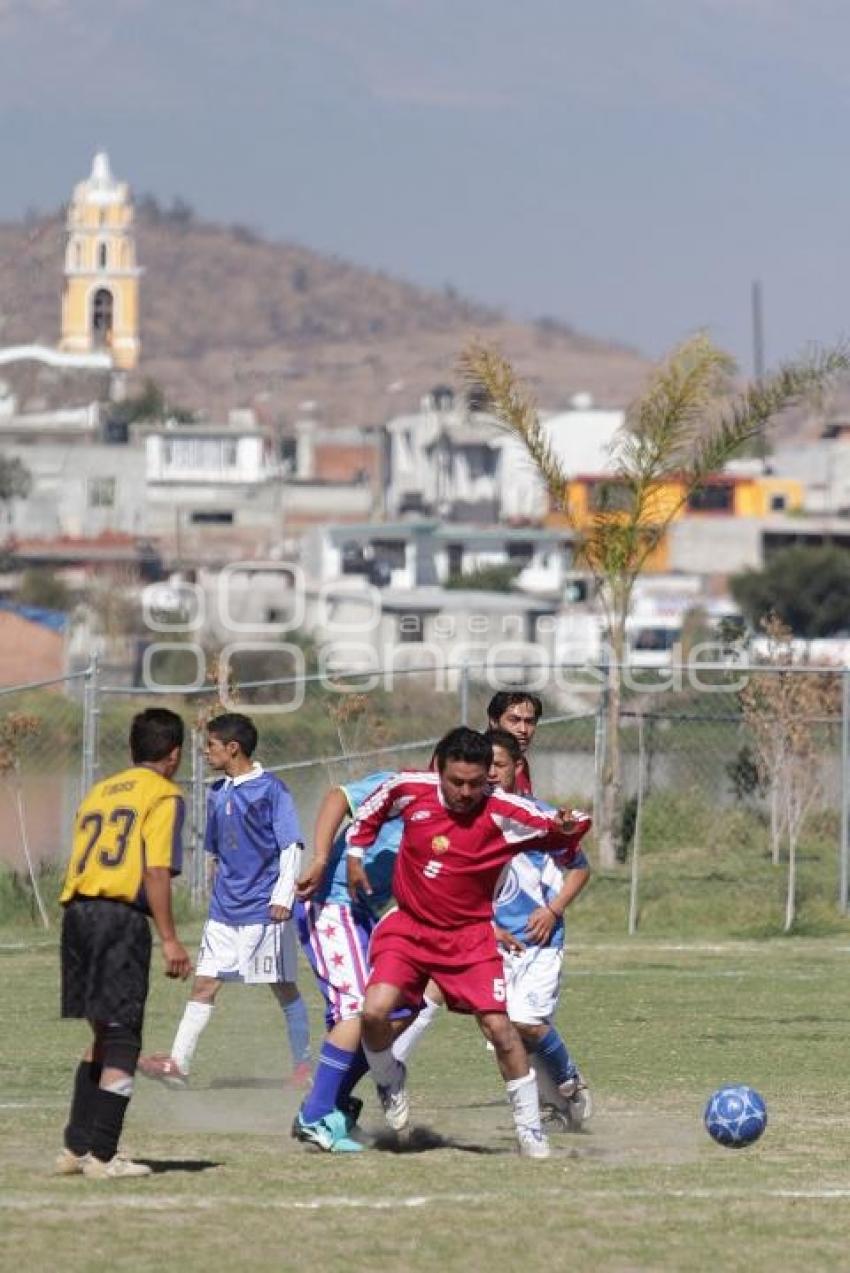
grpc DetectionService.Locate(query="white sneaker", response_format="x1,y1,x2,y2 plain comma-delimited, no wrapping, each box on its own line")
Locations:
517,1126,551,1159
54,1148,87,1176
82,1154,152,1179
377,1062,409,1132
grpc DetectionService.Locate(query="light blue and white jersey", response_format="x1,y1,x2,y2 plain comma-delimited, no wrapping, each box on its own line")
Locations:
315,770,401,914
493,797,589,949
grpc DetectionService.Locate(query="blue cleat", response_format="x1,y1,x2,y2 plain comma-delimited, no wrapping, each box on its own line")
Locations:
291,1108,365,1153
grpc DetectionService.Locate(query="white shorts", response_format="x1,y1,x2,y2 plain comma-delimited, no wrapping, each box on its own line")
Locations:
196,918,298,984
503,945,563,1025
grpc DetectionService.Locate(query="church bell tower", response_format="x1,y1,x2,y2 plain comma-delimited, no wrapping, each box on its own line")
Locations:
60,151,141,370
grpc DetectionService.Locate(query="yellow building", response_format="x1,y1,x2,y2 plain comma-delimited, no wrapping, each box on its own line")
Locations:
549,472,804,572
59,152,140,370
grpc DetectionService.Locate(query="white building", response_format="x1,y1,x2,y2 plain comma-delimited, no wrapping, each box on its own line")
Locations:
385,388,625,523
301,520,574,595
3,441,147,538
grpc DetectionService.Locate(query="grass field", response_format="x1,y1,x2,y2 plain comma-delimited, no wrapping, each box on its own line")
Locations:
4,921,850,1272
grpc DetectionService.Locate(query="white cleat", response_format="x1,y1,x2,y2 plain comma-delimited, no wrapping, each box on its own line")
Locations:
377,1062,410,1132
517,1126,552,1159
82,1154,153,1179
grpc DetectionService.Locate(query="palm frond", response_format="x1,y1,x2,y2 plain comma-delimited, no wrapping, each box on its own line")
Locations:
459,342,571,515
690,345,850,481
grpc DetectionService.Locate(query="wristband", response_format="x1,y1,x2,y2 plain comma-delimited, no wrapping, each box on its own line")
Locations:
347,846,366,861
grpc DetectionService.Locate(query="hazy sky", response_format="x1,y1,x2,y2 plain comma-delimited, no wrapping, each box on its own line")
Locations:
2,0,848,372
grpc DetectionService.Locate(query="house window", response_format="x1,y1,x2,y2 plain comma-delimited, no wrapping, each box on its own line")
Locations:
447,543,464,579
507,541,535,565
98,242,108,269
88,477,115,508
466,445,498,479
770,493,787,512
398,613,424,643
190,510,234,524
687,484,734,513
341,542,368,575
588,481,635,514
164,438,236,472
371,539,407,569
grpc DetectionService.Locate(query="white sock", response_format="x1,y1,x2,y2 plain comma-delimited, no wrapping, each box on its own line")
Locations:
171,1000,213,1073
392,997,442,1066
363,1044,403,1088
505,1069,542,1135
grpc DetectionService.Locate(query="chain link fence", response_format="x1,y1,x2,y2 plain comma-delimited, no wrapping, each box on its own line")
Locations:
2,659,848,922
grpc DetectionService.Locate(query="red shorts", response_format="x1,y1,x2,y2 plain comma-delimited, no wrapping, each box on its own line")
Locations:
367,910,507,1015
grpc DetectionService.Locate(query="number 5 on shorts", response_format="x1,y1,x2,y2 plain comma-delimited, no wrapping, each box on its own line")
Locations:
492,977,506,1002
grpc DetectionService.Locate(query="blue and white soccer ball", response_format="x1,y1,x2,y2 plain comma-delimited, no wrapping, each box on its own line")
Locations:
703,1084,767,1148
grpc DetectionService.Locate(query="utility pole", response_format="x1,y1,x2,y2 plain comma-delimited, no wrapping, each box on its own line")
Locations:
751,280,767,470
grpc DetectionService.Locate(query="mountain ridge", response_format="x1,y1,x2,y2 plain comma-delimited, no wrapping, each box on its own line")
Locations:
0,205,651,427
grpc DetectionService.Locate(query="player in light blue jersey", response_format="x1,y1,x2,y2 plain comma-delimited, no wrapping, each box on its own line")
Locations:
291,770,404,1152
488,730,592,1129
139,714,311,1089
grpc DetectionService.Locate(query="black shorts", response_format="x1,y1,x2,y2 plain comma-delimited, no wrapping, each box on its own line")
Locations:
61,896,152,1034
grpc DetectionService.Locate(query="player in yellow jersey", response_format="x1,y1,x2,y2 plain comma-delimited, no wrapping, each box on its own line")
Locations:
56,707,192,1180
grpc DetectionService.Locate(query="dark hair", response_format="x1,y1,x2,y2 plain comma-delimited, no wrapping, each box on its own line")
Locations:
207,713,258,758
484,728,521,762
487,691,543,724
433,726,493,772
129,708,184,764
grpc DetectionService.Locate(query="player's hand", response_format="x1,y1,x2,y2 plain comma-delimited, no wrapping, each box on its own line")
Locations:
162,938,192,980
554,808,582,834
269,904,291,923
347,856,372,901
524,906,557,945
295,862,327,900
494,924,525,954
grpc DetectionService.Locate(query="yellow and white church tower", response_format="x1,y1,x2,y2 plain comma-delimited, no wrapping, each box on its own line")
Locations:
59,152,140,370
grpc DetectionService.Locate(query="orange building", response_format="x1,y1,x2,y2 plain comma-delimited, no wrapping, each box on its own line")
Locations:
548,472,804,572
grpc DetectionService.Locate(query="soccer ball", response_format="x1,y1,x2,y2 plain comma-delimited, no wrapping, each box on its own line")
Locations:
703,1085,767,1148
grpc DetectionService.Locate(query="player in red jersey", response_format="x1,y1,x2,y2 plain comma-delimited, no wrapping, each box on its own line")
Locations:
486,690,543,797
347,726,586,1159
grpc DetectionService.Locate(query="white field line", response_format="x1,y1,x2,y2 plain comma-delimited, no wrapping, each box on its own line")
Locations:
5,1187,850,1213
0,1100,65,1109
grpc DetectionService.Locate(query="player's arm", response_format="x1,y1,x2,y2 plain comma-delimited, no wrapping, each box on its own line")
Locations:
296,786,350,901
524,856,591,945
269,781,304,922
503,798,592,860
143,795,191,979
346,774,409,901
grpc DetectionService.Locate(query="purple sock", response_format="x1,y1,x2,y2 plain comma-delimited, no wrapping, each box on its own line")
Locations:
301,1042,361,1122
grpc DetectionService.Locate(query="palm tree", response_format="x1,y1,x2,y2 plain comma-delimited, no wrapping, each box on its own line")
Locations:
461,334,850,866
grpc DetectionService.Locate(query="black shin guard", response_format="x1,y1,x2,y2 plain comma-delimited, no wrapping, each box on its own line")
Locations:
89,1089,131,1164
64,1061,101,1156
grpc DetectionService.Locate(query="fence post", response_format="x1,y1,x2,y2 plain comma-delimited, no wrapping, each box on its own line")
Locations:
81,654,101,796
628,712,647,936
593,649,609,822
459,658,470,726
190,726,206,907
840,669,850,914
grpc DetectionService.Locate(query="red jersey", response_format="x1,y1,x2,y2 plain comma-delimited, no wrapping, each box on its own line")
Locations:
514,758,533,796
348,771,588,929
